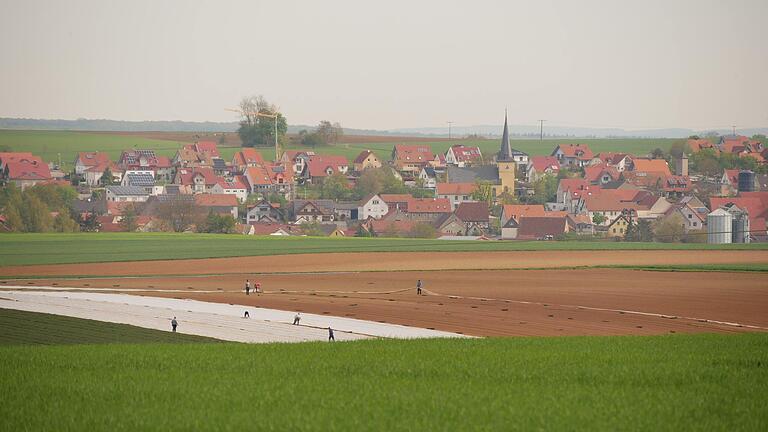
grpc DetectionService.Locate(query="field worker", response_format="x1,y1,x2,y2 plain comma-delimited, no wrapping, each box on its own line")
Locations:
328,326,335,342
244,311,250,319
245,279,251,296
293,313,301,325
416,279,423,295
171,317,178,332
255,282,262,295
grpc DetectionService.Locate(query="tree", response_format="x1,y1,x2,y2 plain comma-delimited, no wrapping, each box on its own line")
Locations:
668,140,689,158
236,95,288,148
353,167,406,198
101,167,115,186
355,224,373,237
592,212,606,225
27,183,77,212
197,211,236,234
53,208,79,232
301,132,325,149
321,172,351,200
650,148,665,159
653,214,685,243
300,221,324,236
156,198,201,232
530,174,557,204
120,204,139,232
409,222,437,238
79,212,101,232
3,200,23,232
471,180,494,208
21,194,53,232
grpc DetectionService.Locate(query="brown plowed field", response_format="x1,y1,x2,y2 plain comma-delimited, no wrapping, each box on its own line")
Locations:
2,250,766,277
2,250,766,337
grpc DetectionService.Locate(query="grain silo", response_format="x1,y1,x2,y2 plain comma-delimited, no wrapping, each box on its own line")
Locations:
707,208,732,244
727,206,751,244
738,170,756,193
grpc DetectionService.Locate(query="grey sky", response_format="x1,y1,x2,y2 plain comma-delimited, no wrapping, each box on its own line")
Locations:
1,0,767,130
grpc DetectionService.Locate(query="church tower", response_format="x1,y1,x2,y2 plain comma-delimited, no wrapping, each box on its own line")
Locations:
496,110,516,194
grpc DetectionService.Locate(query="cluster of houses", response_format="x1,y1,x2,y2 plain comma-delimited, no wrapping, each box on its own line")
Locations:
1,117,766,241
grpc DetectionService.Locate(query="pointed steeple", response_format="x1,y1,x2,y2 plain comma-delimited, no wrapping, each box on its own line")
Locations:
498,109,512,161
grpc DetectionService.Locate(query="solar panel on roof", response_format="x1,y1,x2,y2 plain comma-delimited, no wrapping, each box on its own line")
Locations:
126,173,155,187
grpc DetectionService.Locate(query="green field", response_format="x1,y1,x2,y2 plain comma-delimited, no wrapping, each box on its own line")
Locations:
1,233,766,267
0,130,186,168
1,129,679,167
0,308,220,345
0,333,765,430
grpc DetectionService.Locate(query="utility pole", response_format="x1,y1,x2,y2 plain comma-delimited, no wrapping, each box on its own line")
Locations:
731,125,737,136
537,120,546,142
447,121,453,140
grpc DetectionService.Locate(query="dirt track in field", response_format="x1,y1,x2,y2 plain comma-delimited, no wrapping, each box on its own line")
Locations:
4,267,766,337
2,250,767,278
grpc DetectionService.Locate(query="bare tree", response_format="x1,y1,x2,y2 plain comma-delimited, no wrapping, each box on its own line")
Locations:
156,197,202,232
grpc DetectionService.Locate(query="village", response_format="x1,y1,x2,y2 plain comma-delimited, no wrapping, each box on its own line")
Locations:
1,115,767,243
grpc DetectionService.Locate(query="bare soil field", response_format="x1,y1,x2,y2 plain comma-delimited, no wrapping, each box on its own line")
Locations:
2,250,766,278
3,254,766,337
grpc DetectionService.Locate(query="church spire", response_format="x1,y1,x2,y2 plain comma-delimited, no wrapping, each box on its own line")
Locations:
498,109,512,161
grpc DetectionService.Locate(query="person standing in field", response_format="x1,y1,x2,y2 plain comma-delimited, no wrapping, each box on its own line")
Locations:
171,317,178,332
293,313,301,325
255,282,261,295
245,279,251,296
416,279,423,295
328,326,335,341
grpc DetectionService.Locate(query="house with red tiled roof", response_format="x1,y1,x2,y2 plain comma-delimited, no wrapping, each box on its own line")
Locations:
232,148,265,171
628,158,672,176
687,138,718,153
74,152,111,176
363,212,419,238
665,196,708,232
353,150,382,172
0,152,35,171
244,222,297,236
402,198,452,221
526,156,560,182
500,204,546,226
453,201,490,234
379,194,413,212
514,216,569,240
1,155,52,190
83,160,123,186
174,167,219,194
445,145,483,167
194,193,238,219
300,155,349,184
592,152,632,171
551,144,594,167
211,175,249,202
391,144,435,174
576,189,671,226
435,182,478,210
584,163,621,186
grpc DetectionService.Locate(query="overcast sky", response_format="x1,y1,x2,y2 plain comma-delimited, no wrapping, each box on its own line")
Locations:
1,0,767,130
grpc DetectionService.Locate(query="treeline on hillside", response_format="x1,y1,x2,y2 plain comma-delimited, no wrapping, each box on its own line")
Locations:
0,184,80,232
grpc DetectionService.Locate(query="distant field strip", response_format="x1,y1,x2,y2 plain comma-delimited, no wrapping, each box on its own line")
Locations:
2,233,767,267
